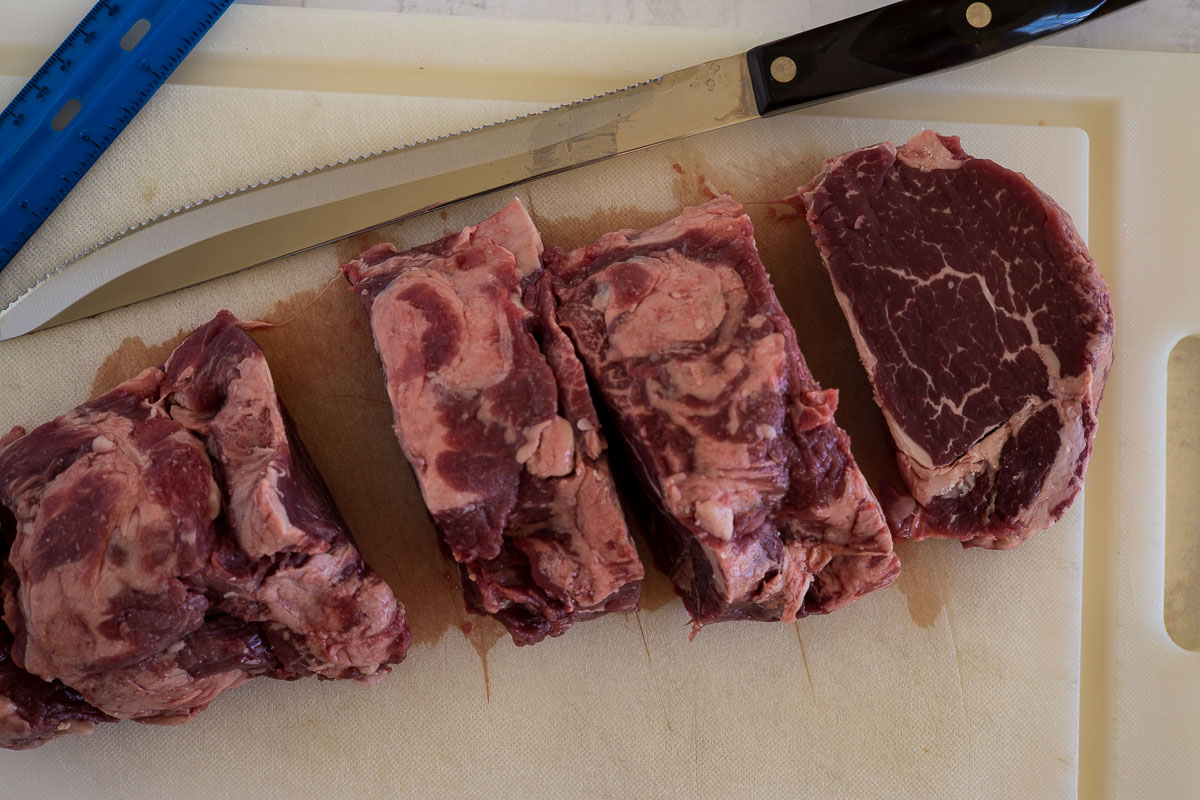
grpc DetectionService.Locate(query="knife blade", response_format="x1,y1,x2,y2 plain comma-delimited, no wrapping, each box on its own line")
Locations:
0,0,1144,341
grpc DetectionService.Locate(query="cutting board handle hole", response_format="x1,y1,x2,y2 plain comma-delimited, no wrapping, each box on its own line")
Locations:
120,18,152,52
1165,335,1200,651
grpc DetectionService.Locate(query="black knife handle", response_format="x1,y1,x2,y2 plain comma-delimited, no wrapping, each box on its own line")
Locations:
746,0,1145,116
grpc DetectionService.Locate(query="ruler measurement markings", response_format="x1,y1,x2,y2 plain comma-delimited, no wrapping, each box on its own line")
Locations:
0,0,235,269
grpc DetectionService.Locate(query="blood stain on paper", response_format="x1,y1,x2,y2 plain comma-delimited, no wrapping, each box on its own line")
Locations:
892,540,945,628
461,618,506,703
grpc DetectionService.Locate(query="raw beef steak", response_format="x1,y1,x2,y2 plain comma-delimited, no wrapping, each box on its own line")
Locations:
798,131,1113,549
0,312,409,749
0,626,114,750
548,197,898,631
342,200,643,645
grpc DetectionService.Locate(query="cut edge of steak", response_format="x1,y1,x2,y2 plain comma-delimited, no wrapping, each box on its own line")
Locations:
0,311,410,749
548,196,898,632
797,130,1114,549
342,200,644,645
0,625,114,750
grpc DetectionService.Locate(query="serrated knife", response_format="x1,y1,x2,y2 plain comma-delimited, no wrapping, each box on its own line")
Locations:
0,0,1144,341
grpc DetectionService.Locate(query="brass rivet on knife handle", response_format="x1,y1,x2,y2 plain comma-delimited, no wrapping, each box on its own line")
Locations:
769,57,798,83
966,2,994,28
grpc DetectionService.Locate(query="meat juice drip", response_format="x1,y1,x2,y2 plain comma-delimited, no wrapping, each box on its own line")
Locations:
462,619,506,703
630,559,679,614
890,540,947,629
447,568,504,703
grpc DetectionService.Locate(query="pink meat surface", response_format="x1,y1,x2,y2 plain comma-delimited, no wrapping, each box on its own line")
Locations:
342,200,643,645
549,197,898,630
0,312,409,749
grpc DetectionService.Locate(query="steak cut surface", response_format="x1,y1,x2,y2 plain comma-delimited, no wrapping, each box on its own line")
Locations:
342,200,644,645
548,197,898,631
0,626,114,750
798,131,1114,549
0,311,409,749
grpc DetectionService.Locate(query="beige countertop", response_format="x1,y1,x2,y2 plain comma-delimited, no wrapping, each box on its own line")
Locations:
242,0,1199,54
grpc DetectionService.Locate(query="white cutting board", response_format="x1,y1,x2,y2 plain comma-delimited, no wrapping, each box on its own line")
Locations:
0,5,1196,800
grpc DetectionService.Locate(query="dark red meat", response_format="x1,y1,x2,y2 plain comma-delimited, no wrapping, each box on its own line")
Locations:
549,197,898,631
798,131,1113,549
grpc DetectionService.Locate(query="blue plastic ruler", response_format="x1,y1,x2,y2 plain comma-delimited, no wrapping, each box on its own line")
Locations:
0,0,235,270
